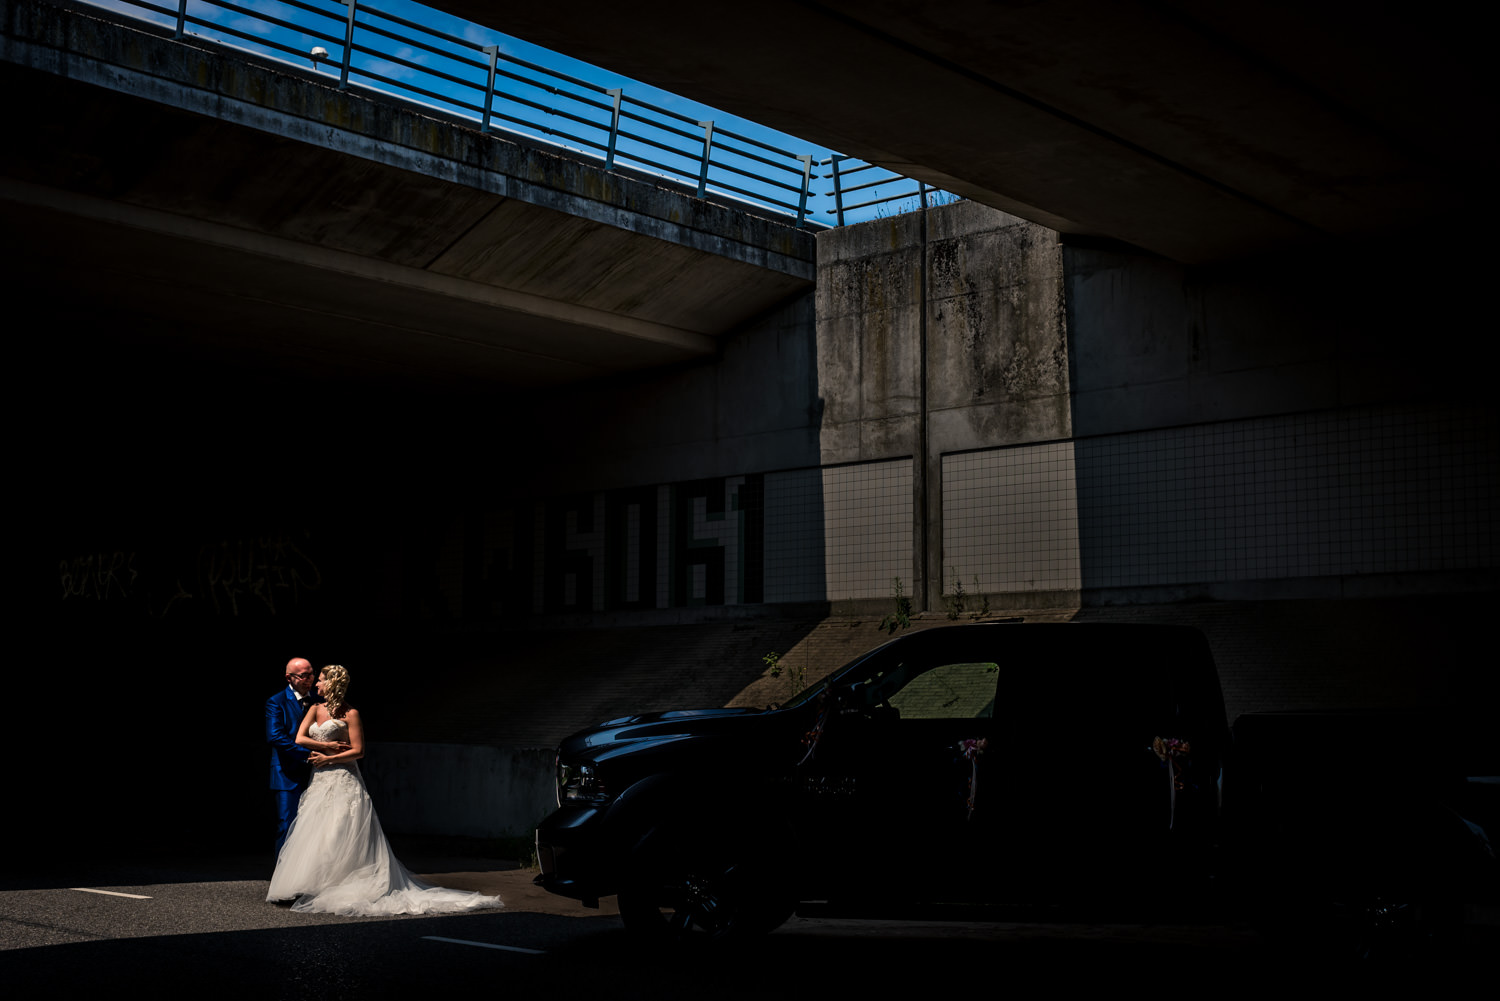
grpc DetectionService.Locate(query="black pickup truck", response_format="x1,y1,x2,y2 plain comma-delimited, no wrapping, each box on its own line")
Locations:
534,622,1495,954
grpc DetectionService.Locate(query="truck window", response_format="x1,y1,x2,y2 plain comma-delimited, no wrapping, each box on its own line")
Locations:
886,661,998,720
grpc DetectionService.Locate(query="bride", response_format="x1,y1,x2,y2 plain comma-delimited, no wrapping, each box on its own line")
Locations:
266,664,503,916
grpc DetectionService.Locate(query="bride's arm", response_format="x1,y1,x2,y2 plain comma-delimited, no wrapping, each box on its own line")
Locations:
293,704,318,749
308,709,365,767
296,705,352,755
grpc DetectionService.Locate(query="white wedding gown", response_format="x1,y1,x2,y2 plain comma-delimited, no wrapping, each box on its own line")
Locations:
266,718,502,916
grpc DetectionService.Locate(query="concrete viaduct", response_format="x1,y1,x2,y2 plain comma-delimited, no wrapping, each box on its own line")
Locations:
9,0,1492,844
1,0,815,390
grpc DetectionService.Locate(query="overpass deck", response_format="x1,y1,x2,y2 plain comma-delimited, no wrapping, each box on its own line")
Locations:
3,0,816,389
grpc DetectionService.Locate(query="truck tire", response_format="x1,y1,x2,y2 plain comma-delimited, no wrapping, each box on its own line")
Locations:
617,828,794,945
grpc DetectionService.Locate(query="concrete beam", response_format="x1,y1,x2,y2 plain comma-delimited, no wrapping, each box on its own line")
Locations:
2,0,816,388
451,0,1491,264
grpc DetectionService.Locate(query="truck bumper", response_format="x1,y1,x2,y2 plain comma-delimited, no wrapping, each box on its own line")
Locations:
534,804,619,904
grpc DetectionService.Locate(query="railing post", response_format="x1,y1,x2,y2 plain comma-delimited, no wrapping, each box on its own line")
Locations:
834,154,846,226
147,4,938,230
696,121,715,197
338,0,358,91
795,155,813,228
481,45,500,133
604,89,623,170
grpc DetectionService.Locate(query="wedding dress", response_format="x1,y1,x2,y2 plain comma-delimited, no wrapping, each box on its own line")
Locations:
266,718,502,916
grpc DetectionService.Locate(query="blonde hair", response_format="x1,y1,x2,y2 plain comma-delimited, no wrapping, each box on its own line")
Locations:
320,664,351,717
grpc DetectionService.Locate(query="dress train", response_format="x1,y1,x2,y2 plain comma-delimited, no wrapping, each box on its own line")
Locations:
266,719,502,916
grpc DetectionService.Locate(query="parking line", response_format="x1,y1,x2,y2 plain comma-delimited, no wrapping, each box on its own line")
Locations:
421,935,545,955
70,888,152,899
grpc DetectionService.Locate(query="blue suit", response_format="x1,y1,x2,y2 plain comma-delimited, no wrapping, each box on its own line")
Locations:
266,686,312,852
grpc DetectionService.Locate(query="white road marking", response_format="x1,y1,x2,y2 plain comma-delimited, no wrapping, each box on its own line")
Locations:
421,935,544,955
69,888,152,899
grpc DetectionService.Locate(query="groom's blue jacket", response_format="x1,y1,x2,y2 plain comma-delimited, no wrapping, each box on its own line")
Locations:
266,686,311,791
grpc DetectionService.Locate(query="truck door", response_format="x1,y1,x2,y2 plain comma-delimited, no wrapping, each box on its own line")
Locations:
990,649,1215,898
794,648,1001,901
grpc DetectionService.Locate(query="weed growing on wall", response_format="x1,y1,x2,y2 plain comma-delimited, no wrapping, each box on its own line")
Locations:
878,577,913,634
943,570,989,621
763,650,807,702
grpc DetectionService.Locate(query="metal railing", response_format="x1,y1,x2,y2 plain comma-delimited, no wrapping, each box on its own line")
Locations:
82,0,955,227
824,157,956,226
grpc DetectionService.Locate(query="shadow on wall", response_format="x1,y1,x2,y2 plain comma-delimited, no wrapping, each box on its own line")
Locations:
30,288,832,852
1061,236,1495,600
460,289,829,619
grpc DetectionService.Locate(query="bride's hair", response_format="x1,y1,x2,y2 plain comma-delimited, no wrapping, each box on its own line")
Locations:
320,664,351,716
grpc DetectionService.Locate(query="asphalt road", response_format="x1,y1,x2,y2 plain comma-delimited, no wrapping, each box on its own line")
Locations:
0,850,1461,994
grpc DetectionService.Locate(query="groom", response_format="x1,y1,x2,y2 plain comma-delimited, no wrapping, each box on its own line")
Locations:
266,657,347,852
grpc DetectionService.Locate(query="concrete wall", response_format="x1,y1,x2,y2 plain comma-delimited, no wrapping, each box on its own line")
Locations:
412,199,1495,621
443,200,1078,619
816,200,1070,466
1063,243,1452,435
814,202,1073,609
364,744,556,839
1056,239,1495,602
534,291,821,493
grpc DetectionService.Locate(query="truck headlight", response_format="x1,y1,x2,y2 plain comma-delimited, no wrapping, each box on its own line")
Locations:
558,761,609,805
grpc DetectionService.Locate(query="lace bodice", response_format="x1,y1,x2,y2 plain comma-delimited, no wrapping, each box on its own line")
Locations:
309,718,348,742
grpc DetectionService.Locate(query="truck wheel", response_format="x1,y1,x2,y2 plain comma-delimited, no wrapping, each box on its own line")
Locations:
1321,893,1464,962
617,836,793,945
1252,884,1465,963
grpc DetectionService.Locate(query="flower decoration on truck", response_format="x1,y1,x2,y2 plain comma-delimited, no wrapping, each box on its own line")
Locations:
1150,736,1193,829
958,737,988,820
796,691,832,766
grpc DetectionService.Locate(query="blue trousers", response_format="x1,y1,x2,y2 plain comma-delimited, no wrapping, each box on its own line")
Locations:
273,788,302,853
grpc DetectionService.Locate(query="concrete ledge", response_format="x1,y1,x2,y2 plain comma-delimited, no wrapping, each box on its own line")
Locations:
2,0,816,277
1080,569,1500,606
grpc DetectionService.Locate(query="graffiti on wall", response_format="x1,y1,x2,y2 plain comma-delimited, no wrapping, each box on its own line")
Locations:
59,550,138,603
59,532,322,617
525,476,768,614
198,534,322,616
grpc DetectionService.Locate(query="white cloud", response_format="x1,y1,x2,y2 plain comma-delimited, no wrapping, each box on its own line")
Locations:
461,23,499,46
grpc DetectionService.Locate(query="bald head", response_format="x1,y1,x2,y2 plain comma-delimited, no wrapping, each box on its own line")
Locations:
285,657,314,696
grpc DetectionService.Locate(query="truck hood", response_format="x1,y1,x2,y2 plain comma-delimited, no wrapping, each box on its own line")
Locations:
597,707,766,727
559,706,778,759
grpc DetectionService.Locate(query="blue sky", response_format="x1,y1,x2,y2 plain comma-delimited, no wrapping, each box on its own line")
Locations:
83,0,941,223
